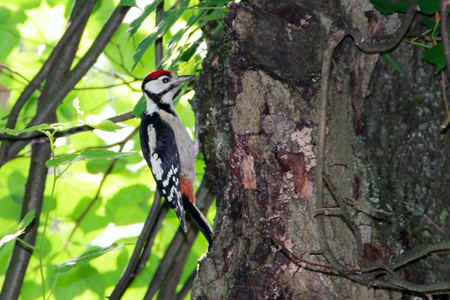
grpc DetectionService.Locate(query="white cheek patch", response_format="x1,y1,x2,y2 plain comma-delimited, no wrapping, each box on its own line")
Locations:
144,80,166,94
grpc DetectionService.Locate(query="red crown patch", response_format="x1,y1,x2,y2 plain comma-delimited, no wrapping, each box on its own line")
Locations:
146,70,172,80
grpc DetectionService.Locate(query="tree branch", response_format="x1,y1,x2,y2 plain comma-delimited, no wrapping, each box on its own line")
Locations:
0,141,51,300
322,175,363,258
0,1,97,168
108,192,166,299
144,178,214,300
175,270,196,300
0,4,131,167
155,0,164,67
2,0,95,131
0,112,135,142
64,127,138,248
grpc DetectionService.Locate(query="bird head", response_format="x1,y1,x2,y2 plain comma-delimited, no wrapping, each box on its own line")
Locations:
142,70,195,113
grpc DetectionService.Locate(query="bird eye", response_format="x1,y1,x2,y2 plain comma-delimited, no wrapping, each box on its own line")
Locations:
162,77,169,83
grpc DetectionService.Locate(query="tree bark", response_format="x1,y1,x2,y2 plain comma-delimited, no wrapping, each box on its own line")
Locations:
192,0,449,299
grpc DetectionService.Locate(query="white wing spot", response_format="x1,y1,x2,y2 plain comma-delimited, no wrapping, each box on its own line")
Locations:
162,165,178,188
167,185,181,205
151,153,164,181
147,124,157,151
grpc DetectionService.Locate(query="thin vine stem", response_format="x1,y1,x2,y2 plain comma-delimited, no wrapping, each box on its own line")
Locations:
36,129,59,300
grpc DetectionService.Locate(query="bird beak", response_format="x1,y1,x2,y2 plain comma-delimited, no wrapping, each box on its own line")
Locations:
174,75,195,87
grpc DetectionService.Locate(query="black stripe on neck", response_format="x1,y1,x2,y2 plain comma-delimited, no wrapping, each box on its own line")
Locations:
144,90,176,116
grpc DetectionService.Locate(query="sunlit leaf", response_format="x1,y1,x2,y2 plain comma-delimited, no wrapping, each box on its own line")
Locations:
0,231,23,250
0,123,52,135
0,210,35,250
55,244,124,273
180,39,203,62
17,209,35,232
86,118,123,132
45,149,137,167
202,0,231,5
133,95,146,117
132,0,190,69
128,0,162,37
119,0,136,6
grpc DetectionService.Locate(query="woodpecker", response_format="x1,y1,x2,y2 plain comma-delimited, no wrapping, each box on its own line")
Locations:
140,70,213,245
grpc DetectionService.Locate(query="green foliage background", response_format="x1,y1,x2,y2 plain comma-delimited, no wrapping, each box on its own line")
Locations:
0,0,227,298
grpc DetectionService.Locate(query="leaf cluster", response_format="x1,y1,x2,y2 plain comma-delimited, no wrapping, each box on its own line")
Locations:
0,0,227,298
371,0,448,73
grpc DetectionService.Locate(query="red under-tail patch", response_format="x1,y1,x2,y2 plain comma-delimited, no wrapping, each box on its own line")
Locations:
180,177,195,205
146,70,172,80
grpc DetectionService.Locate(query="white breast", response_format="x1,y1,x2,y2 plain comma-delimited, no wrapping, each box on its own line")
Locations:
159,110,197,181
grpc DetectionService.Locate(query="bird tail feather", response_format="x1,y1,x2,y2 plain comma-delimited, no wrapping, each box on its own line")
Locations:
183,197,214,245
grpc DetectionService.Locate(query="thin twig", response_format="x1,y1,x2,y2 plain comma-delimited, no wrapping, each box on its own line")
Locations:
315,30,349,273
323,175,363,258
349,0,417,53
144,178,214,299
440,0,450,82
0,64,32,86
108,193,166,299
423,214,444,232
1,2,94,133
175,270,196,300
0,4,131,166
72,80,139,90
64,127,138,247
0,141,51,300
155,0,164,67
0,111,135,141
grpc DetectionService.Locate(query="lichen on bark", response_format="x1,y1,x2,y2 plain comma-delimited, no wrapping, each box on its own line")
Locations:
191,0,449,299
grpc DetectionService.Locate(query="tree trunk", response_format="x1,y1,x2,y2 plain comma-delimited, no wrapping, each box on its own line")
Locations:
191,0,449,299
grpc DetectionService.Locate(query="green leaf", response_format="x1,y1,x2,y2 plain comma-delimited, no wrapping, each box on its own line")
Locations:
417,0,439,14
441,114,450,133
423,43,445,73
202,0,231,5
420,18,438,32
86,118,123,132
420,18,450,35
370,0,408,15
132,0,190,69
18,209,35,231
133,95,146,117
179,37,204,63
381,51,405,75
0,231,23,250
128,0,162,37
119,0,136,6
167,12,206,50
0,209,35,249
45,149,137,167
0,123,52,135
55,244,124,273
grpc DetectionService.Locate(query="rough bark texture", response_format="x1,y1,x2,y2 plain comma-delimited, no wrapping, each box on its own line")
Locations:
363,39,450,286
191,0,449,299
